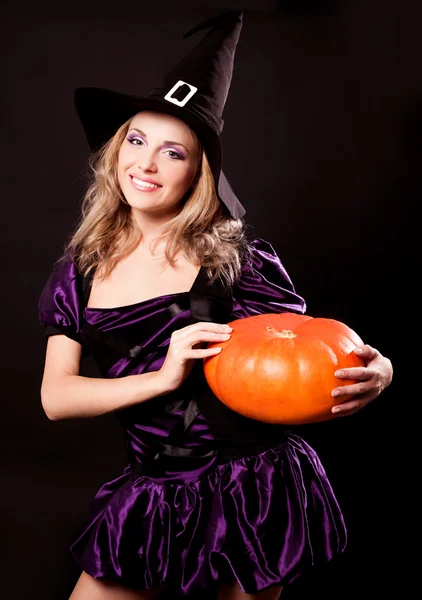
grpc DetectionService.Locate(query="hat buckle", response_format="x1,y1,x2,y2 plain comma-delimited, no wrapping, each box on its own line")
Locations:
164,80,198,107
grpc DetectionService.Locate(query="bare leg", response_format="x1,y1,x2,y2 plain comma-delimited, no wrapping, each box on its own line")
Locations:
218,580,283,600
68,570,167,600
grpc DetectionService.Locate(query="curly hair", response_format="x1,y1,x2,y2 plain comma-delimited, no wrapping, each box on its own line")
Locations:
60,114,252,289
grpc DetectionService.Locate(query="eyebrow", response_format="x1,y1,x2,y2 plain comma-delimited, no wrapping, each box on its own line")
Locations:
129,127,189,152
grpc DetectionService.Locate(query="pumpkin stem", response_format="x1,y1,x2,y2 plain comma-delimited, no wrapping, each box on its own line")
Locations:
266,326,297,339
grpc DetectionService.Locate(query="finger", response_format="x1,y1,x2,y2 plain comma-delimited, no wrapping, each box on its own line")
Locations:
331,405,362,417
332,390,376,414
175,322,232,341
194,321,233,332
354,344,379,359
331,398,365,415
186,347,223,358
331,381,372,398
187,331,231,347
334,367,373,381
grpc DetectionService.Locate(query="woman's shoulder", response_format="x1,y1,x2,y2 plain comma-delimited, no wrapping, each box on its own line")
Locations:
243,236,280,262
239,236,290,275
232,236,307,317
38,255,85,331
43,255,80,285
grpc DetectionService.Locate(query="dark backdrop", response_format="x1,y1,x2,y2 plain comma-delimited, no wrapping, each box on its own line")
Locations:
1,0,418,598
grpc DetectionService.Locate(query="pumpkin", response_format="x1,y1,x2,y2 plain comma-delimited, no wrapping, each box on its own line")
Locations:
203,313,365,425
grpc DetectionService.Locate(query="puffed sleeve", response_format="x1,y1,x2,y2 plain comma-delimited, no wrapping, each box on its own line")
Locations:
231,238,306,319
38,257,85,345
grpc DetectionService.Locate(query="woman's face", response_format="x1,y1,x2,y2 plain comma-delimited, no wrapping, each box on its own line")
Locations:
117,111,199,217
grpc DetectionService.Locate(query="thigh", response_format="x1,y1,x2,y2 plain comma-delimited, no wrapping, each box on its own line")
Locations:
218,580,283,600
68,570,167,600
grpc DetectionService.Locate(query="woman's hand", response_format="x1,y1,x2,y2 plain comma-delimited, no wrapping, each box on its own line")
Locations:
158,321,233,394
331,345,393,417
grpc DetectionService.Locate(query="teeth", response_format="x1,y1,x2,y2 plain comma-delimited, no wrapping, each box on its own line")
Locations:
132,176,159,189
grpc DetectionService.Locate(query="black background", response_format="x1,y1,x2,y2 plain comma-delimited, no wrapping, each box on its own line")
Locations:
1,0,418,598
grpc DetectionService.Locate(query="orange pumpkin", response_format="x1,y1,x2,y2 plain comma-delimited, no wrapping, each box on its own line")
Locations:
203,313,365,425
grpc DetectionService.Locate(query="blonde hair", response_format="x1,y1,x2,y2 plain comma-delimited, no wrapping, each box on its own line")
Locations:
61,115,251,289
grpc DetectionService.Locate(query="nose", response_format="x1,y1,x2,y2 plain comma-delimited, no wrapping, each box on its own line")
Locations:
137,151,158,173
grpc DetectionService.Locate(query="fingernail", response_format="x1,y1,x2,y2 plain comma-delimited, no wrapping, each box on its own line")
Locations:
332,406,341,413
355,348,363,353
335,370,343,377
332,390,341,397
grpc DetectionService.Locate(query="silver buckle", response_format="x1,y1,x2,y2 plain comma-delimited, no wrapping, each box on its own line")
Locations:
164,80,198,107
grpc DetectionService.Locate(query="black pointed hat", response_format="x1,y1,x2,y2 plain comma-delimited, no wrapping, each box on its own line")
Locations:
74,11,246,219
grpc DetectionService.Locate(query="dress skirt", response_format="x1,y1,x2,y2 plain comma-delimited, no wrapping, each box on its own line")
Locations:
69,433,346,595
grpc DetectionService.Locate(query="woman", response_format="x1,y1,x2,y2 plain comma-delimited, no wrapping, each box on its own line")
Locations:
38,12,393,600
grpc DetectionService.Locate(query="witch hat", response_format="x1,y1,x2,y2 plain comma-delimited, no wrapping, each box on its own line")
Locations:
74,11,246,219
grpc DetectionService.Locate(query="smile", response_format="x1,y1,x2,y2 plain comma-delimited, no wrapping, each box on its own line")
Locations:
130,176,161,191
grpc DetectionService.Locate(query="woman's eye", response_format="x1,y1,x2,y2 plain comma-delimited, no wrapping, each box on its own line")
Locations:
127,136,144,146
165,150,183,160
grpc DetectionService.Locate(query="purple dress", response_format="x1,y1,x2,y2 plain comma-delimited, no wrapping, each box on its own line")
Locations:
38,237,346,596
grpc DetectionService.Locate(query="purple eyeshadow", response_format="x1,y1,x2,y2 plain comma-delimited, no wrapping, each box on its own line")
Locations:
166,147,185,159
127,132,145,143
126,132,185,159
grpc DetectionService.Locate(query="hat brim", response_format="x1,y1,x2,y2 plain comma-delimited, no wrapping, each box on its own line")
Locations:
74,87,222,185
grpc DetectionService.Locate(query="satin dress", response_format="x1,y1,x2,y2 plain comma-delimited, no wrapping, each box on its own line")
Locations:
38,238,347,596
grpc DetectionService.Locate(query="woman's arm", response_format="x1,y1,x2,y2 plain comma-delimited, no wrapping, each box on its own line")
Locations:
40,335,167,420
